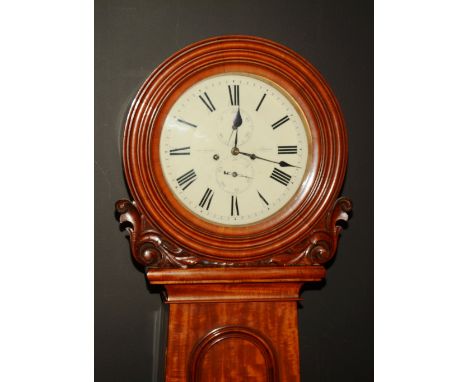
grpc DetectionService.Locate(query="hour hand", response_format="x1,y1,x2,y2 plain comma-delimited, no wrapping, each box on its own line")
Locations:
228,108,243,146
238,151,300,168
232,108,243,129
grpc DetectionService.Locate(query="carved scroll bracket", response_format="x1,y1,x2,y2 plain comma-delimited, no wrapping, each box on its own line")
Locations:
116,197,351,269
267,197,352,266
115,199,200,268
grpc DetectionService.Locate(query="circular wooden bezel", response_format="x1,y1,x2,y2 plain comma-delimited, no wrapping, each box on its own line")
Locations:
123,35,347,262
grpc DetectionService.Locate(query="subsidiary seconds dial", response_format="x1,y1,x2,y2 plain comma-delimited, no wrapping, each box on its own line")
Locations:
160,73,310,226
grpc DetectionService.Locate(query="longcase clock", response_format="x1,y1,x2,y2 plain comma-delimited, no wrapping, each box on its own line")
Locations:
116,35,352,382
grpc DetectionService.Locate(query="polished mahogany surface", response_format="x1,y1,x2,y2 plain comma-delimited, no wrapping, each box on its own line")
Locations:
149,267,324,382
116,35,351,382
119,35,350,264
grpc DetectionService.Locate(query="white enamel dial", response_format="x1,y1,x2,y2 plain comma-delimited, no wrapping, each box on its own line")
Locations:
160,73,310,226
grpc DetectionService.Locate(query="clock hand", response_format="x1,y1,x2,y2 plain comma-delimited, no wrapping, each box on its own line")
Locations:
228,129,235,146
238,151,300,168
223,170,253,179
233,107,243,129
234,129,238,149
228,108,243,146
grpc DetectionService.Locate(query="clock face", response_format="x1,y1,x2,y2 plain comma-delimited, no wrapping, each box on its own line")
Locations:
159,73,310,226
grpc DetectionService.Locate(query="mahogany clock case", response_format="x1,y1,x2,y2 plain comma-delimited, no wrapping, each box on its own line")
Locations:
95,1,373,381
119,34,350,267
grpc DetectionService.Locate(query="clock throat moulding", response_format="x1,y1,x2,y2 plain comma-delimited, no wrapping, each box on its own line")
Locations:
116,35,352,382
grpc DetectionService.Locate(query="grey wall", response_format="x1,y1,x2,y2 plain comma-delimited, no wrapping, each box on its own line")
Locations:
95,0,373,381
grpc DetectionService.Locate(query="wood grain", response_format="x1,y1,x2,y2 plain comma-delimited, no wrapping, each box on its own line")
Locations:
165,294,301,382
189,326,278,382
148,266,320,381
146,266,325,284
120,35,350,262
116,35,352,382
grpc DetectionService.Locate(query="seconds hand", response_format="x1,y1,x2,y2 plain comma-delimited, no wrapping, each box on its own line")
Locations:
223,170,253,179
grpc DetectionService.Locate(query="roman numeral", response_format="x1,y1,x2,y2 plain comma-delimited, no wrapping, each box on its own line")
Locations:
169,146,190,155
257,191,269,206
177,118,197,128
176,169,197,190
270,168,292,186
228,85,240,106
199,92,216,112
256,93,266,111
231,195,239,216
199,188,214,210
271,115,290,130
278,145,298,154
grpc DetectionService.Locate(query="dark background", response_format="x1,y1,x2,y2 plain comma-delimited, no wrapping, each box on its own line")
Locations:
95,0,373,381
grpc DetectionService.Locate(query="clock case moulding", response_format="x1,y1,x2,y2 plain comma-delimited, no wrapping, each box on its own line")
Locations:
116,35,352,271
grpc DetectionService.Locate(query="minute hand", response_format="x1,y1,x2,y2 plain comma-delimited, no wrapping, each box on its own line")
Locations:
238,151,300,168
